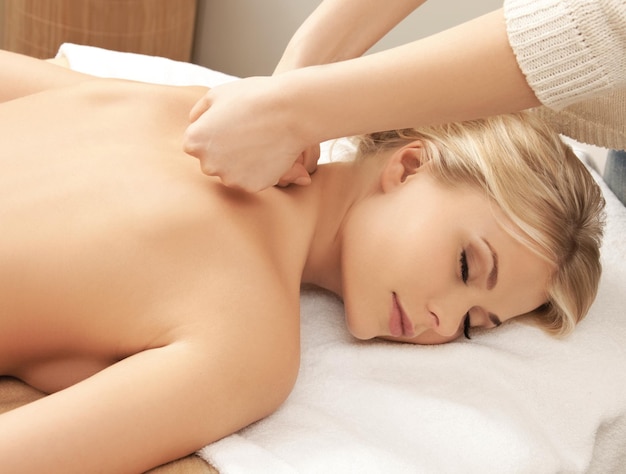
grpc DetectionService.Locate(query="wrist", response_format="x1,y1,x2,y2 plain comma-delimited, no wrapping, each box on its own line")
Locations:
272,71,322,149
282,61,389,143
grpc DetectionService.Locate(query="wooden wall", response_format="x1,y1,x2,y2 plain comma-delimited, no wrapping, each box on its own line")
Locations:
1,0,197,61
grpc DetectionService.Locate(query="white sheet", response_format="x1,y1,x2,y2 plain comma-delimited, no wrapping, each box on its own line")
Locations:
57,44,626,474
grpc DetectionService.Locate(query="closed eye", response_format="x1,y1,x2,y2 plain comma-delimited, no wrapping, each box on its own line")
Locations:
460,250,469,284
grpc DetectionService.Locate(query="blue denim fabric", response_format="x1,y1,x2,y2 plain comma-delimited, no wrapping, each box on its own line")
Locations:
603,149,626,206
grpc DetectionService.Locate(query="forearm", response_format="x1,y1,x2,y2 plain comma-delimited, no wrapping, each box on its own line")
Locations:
281,8,539,144
275,0,426,73
0,343,265,474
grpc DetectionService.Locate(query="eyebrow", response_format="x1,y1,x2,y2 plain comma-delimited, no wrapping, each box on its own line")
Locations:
482,238,499,291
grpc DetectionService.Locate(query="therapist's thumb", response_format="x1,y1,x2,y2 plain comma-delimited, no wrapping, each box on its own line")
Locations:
276,161,312,187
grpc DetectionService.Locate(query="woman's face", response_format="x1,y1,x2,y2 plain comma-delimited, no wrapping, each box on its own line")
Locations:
340,164,553,344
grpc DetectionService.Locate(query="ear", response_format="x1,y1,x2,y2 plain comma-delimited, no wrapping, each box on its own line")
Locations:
380,141,423,193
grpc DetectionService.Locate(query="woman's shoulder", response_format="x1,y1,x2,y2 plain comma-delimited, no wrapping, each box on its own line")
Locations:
68,78,207,120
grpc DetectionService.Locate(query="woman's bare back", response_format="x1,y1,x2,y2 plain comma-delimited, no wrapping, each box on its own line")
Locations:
0,79,308,471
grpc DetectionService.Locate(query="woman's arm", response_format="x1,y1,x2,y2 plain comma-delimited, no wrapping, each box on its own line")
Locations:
0,50,93,103
184,8,539,192
282,8,538,142
271,0,426,186
0,336,295,473
274,0,426,73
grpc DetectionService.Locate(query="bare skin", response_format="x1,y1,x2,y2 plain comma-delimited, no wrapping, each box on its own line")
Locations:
184,7,539,192
1,80,304,392
0,54,316,473
0,52,552,473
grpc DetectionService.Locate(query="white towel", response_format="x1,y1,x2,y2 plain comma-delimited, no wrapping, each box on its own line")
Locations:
56,43,237,86
200,178,626,474
58,44,626,474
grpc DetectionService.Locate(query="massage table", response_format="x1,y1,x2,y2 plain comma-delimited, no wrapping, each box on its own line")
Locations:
1,44,624,474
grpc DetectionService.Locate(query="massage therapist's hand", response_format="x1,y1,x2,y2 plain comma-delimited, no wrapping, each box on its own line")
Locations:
183,76,319,192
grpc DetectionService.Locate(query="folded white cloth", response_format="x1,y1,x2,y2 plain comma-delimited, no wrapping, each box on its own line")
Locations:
56,43,237,86
58,43,626,474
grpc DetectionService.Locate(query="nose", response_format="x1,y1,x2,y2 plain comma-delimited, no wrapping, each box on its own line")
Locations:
430,300,471,338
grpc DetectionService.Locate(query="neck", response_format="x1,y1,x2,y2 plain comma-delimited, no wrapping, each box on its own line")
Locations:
299,159,380,296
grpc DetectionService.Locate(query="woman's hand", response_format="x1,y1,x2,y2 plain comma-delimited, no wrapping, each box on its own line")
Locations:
183,76,319,193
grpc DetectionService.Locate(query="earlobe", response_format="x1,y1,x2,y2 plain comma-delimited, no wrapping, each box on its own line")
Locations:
380,141,423,193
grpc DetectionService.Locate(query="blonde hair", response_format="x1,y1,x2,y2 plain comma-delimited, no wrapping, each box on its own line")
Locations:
354,112,605,336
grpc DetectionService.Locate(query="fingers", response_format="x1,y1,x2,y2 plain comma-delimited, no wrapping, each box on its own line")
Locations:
275,146,320,188
183,84,321,193
276,161,312,188
183,96,212,161
301,144,320,175
182,121,204,160
188,93,212,123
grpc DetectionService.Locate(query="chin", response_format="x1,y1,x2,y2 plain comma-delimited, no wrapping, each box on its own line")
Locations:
344,313,375,340
380,331,461,345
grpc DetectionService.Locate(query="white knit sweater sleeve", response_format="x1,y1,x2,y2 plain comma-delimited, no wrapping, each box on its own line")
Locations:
504,0,626,110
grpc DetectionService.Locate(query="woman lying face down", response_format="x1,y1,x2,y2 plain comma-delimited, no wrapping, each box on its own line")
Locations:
0,52,604,473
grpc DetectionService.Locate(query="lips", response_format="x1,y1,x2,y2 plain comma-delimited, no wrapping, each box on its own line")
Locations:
390,293,415,337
